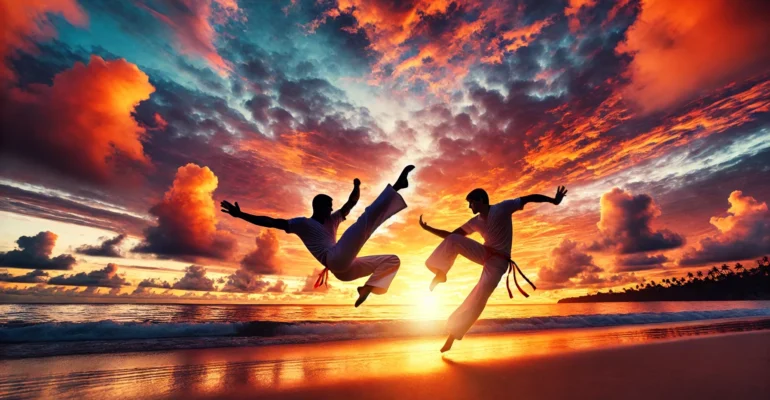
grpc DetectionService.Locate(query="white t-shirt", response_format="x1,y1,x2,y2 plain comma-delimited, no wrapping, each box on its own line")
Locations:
460,198,523,255
286,210,346,265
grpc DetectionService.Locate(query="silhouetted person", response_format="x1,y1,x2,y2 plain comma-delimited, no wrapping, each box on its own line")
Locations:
221,165,415,307
419,186,567,352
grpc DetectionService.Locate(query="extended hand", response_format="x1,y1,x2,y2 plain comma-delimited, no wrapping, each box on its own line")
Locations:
554,186,568,205
419,214,431,230
354,178,361,187
220,200,241,217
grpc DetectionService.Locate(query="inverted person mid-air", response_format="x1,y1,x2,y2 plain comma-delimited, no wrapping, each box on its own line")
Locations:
221,165,415,307
419,185,567,352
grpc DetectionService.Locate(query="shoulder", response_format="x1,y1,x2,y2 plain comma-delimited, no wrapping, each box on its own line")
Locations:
286,217,307,234
331,210,347,224
495,198,523,213
462,216,479,230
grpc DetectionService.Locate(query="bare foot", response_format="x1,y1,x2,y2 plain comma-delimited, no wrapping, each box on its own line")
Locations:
440,335,455,353
355,285,372,307
393,165,415,191
429,272,446,292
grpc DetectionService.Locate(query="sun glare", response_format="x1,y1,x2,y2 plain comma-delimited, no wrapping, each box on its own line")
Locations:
411,291,443,320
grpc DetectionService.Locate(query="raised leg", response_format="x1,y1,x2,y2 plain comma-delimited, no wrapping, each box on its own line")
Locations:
326,185,407,270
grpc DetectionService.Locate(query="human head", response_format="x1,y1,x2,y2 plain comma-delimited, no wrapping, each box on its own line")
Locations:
312,194,333,218
466,188,489,214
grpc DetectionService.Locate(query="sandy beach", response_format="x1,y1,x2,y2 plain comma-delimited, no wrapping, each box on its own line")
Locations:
1,319,769,399
234,331,770,400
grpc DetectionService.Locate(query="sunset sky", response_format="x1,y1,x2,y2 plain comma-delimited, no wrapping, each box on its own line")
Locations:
1,0,769,305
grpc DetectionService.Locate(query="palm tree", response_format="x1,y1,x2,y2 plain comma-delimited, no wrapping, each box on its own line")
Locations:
687,272,694,281
734,263,744,277
721,264,731,276
710,266,720,279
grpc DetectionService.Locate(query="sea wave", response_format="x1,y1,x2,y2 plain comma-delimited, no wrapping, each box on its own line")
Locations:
3,308,769,345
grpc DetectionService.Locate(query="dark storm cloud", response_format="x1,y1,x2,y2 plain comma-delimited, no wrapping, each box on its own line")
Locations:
49,263,130,288
0,232,76,271
0,269,50,284
76,234,128,258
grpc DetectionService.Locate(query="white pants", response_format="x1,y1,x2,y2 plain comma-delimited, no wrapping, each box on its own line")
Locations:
426,233,508,339
325,185,406,294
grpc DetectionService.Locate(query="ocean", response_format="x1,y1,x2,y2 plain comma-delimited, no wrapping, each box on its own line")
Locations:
2,301,770,359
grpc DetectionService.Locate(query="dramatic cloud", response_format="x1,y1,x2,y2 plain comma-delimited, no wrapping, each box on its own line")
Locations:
0,269,49,283
0,184,149,236
591,188,685,254
241,230,281,275
133,163,237,260
565,0,597,32
680,191,770,265
220,269,270,293
0,231,75,270
219,230,281,293
0,56,155,184
137,277,172,289
537,239,603,289
614,254,668,272
236,75,402,184
619,0,770,112
75,234,128,258
0,0,87,83
138,0,239,74
267,279,287,293
172,265,217,291
48,263,130,288
307,0,557,94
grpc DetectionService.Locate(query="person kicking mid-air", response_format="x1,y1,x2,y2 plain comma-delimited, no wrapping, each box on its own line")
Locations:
221,166,415,307
419,186,567,352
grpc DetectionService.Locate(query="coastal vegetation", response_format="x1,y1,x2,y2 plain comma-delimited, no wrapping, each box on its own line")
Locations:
559,257,770,303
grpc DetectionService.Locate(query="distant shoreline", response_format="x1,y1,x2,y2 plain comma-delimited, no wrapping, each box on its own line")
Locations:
559,257,770,303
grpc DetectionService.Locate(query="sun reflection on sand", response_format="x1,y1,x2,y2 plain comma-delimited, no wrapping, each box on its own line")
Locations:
2,318,769,399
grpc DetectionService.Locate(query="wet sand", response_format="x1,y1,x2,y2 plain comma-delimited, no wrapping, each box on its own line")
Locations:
1,320,769,399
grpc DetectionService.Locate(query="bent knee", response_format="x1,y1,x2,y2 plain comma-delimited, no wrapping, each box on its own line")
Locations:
386,255,401,267
447,233,464,241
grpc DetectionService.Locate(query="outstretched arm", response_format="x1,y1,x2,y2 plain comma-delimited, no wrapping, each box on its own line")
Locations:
419,215,467,239
220,200,289,231
339,178,361,218
520,186,568,208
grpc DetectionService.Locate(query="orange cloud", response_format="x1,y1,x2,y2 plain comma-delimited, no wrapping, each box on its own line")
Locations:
710,191,768,234
139,0,238,75
1,56,154,184
589,79,770,178
309,1,553,96
537,238,602,289
592,188,684,254
238,128,400,184
564,0,597,32
618,0,770,112
134,163,237,260
482,17,554,64
0,0,87,83
680,191,770,265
